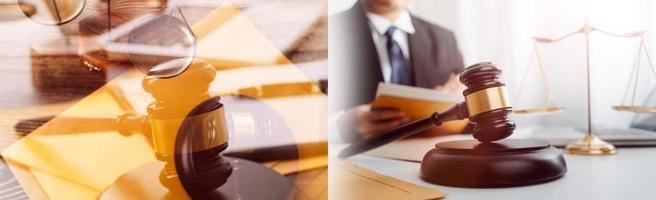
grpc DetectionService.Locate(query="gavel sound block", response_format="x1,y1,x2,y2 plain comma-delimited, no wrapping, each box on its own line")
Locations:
420,63,566,187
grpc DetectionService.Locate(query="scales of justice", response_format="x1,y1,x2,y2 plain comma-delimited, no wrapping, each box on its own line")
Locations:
513,19,656,155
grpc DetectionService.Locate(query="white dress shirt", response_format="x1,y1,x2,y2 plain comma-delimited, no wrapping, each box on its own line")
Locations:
366,10,416,83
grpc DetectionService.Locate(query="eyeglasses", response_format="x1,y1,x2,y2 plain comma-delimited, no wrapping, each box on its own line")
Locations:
18,0,86,25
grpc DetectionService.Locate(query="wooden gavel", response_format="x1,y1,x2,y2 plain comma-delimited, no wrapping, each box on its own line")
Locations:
339,62,516,158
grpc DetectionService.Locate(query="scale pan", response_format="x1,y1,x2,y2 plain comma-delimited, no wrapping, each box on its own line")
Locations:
513,107,564,115
612,105,656,113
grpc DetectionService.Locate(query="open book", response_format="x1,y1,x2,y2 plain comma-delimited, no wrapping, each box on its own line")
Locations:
371,83,468,135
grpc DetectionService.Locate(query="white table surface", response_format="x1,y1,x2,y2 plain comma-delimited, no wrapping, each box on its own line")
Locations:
336,146,656,200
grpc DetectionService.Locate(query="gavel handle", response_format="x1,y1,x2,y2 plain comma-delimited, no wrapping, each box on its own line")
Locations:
338,102,468,158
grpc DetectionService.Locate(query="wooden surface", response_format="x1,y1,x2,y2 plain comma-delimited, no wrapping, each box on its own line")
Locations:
0,0,327,199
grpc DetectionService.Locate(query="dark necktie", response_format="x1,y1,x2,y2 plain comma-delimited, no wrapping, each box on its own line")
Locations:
385,26,411,85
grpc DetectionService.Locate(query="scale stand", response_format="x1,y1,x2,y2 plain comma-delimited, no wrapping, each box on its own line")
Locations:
563,20,619,155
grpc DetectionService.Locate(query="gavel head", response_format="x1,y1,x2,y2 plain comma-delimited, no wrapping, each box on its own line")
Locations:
143,59,221,162
459,62,515,142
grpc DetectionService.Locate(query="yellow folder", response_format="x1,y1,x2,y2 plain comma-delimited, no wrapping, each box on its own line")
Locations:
330,159,444,200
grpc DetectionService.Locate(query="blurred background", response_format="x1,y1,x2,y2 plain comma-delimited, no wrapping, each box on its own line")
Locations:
330,0,656,131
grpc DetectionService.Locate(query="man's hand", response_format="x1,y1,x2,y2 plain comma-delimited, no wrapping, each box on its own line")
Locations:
342,104,410,140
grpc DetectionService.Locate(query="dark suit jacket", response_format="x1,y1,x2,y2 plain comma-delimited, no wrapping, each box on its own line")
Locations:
330,2,464,112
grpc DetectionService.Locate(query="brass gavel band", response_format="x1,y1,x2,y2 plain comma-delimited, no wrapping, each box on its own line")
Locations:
464,86,511,116
150,106,229,156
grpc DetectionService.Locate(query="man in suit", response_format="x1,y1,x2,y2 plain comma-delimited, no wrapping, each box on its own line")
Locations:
330,0,464,141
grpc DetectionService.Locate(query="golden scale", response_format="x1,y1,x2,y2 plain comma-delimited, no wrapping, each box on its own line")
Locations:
513,20,656,155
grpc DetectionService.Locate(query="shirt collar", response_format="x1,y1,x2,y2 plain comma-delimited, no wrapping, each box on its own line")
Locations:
366,10,416,36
